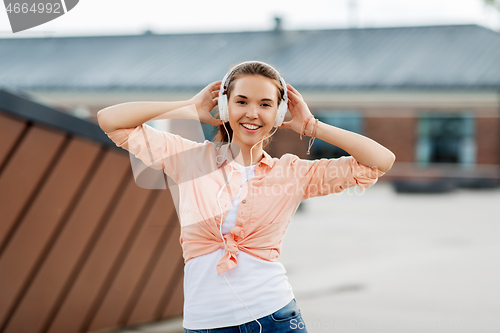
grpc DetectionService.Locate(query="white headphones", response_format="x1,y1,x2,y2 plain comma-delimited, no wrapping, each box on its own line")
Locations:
218,60,288,128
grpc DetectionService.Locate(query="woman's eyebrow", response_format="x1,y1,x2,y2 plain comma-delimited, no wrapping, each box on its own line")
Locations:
235,95,274,102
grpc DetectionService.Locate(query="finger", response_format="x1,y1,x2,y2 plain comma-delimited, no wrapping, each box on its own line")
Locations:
212,117,224,126
211,81,222,91
288,84,302,98
288,90,301,102
290,88,301,99
280,120,291,129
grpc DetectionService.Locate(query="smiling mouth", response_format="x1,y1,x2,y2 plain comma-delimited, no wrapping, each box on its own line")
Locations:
241,123,262,132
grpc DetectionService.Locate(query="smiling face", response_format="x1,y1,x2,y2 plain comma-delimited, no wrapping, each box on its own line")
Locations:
227,74,280,152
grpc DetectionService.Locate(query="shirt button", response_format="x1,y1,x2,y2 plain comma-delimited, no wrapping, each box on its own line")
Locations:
258,163,262,167
242,199,246,203
238,223,242,226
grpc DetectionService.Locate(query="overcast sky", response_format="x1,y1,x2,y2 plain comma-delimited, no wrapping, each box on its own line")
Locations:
1,0,499,37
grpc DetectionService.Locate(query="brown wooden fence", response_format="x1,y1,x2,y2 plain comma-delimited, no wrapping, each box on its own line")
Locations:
0,88,184,333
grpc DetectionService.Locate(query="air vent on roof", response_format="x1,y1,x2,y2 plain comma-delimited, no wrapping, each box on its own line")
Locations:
274,16,283,32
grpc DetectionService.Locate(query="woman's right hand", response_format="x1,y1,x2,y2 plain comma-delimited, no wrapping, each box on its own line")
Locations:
188,81,224,126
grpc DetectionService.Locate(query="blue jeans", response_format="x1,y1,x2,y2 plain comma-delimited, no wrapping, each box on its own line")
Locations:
184,298,308,333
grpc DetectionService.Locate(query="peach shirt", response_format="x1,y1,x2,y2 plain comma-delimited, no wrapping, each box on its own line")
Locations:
105,123,385,275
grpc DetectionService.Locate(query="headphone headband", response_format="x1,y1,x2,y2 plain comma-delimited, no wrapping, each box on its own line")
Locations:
223,61,282,88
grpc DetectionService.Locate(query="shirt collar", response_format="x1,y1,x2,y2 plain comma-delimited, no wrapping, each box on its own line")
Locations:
215,145,273,168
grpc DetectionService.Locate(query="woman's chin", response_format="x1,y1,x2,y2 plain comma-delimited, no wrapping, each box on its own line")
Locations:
237,135,265,147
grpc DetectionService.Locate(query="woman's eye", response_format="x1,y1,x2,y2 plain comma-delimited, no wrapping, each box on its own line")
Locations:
236,101,271,107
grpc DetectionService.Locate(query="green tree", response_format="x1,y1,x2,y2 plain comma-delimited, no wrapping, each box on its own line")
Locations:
484,0,500,11
483,0,500,31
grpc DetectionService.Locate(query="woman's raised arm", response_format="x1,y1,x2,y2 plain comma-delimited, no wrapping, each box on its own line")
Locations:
281,83,395,173
97,81,224,133
97,100,193,133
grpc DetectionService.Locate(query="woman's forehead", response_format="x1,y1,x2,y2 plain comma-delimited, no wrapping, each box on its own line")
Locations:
231,76,279,100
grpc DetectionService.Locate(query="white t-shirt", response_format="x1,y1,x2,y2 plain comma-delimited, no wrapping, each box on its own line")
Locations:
183,161,295,329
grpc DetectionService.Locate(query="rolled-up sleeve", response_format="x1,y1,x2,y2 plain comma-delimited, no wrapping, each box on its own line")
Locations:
295,155,385,200
105,123,205,183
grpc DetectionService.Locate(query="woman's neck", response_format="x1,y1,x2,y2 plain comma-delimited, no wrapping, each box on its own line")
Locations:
230,142,264,167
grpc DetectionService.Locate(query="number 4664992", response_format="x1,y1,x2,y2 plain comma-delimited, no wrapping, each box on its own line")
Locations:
6,2,62,14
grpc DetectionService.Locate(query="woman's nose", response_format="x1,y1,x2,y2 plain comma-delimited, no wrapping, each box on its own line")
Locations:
246,104,258,118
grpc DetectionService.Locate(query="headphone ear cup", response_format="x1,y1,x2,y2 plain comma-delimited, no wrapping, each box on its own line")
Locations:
218,70,231,123
274,77,288,128
218,92,228,122
275,102,286,128
274,94,288,127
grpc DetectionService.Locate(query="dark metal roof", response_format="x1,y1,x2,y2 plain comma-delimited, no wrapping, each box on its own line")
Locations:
0,88,117,148
1,24,500,91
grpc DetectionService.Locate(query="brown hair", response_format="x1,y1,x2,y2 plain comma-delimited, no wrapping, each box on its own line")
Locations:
212,61,285,149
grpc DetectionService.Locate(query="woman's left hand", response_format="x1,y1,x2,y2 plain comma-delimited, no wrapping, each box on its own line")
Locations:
279,83,314,134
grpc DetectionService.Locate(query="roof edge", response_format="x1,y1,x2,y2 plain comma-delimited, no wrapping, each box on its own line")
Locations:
0,87,118,148
0,23,494,41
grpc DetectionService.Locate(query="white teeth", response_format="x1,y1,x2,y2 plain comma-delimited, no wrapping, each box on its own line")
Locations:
242,124,260,130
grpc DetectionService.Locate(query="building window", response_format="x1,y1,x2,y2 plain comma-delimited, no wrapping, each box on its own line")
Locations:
416,111,475,166
309,110,363,159
201,121,219,142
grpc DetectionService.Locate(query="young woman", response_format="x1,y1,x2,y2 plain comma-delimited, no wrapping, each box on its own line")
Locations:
97,61,395,333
